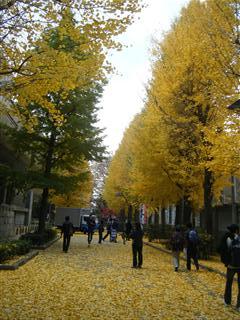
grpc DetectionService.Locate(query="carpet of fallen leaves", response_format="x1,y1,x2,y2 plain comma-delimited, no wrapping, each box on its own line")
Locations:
0,234,239,320
146,241,227,274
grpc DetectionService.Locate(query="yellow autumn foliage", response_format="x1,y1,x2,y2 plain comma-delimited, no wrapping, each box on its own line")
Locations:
51,162,93,208
104,0,240,221
0,1,143,122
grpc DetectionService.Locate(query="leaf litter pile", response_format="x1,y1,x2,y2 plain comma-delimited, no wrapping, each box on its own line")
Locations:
0,235,239,319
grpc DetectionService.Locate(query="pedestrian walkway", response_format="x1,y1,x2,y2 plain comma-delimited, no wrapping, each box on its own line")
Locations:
0,235,239,319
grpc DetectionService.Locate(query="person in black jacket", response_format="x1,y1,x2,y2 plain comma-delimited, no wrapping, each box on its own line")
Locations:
131,222,144,268
103,218,112,241
87,215,96,245
61,216,74,253
185,222,199,271
98,220,104,244
223,224,240,310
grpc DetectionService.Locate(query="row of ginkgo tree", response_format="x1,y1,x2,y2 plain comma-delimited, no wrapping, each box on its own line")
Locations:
103,0,240,235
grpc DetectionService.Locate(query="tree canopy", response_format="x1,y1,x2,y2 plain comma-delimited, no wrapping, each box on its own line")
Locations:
0,0,143,119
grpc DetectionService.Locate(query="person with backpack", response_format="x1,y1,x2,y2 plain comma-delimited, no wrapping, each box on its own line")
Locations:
223,224,240,311
185,222,199,271
61,216,74,253
170,225,184,272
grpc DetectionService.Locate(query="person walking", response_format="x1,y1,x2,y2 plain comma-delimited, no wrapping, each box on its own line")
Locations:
185,222,199,271
170,225,184,272
61,216,74,253
131,222,144,268
103,218,112,241
223,224,240,311
98,220,104,244
110,219,118,242
87,215,96,246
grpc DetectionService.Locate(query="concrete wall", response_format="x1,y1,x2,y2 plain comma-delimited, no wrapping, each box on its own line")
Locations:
0,204,15,239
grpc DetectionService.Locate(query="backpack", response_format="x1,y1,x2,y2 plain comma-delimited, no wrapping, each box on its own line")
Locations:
171,232,183,251
218,232,232,267
230,236,240,268
188,230,199,245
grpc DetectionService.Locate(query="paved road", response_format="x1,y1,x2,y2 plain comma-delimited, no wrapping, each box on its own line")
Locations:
0,235,239,319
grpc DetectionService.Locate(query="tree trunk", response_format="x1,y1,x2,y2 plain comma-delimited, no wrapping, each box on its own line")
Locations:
133,207,139,222
175,198,192,225
154,210,159,225
175,203,181,225
161,208,166,236
38,132,55,233
183,197,192,225
118,208,126,232
202,168,214,234
38,187,49,233
127,204,133,222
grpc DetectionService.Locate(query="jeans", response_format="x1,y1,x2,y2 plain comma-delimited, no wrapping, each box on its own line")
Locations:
224,267,240,307
172,251,180,269
132,244,143,267
88,230,93,244
186,246,199,270
63,234,71,252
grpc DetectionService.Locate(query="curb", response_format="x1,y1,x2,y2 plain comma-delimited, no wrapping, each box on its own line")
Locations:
0,250,39,270
31,236,60,250
144,242,227,278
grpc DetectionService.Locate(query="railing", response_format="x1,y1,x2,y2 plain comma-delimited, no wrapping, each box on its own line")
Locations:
15,224,38,236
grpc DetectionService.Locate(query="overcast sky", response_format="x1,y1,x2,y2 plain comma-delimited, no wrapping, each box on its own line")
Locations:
98,0,189,153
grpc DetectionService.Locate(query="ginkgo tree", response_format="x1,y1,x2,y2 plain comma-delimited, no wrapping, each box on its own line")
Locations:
0,0,143,118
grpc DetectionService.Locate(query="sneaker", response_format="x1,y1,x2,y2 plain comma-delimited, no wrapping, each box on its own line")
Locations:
175,267,178,272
